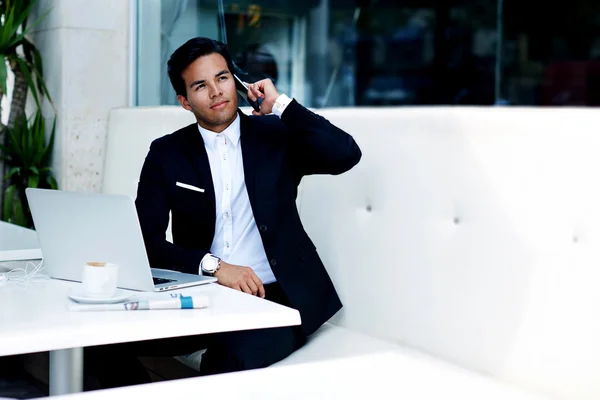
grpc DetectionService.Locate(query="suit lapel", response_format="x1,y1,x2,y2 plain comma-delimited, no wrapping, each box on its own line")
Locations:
239,111,258,209
180,123,216,224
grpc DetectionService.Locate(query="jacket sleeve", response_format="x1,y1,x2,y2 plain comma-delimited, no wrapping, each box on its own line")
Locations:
281,99,362,181
134,140,208,274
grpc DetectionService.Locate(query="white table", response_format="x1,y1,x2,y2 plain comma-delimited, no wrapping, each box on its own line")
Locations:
44,352,552,400
0,279,300,396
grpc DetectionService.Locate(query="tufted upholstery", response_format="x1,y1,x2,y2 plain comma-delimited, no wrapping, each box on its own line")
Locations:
296,107,600,399
104,105,600,399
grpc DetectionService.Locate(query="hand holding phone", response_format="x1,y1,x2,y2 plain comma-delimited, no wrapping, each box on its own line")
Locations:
236,78,281,116
234,74,263,112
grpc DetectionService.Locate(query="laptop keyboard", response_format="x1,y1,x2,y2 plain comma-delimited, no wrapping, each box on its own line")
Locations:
153,277,176,285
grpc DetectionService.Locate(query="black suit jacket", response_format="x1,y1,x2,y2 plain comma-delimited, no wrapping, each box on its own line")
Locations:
135,100,361,336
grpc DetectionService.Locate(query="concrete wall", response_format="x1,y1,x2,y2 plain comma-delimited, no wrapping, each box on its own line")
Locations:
31,0,131,192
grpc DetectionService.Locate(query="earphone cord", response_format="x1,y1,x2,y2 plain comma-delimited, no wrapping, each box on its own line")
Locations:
0,259,49,284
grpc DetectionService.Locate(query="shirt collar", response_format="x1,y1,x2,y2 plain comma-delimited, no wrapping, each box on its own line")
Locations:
197,114,241,151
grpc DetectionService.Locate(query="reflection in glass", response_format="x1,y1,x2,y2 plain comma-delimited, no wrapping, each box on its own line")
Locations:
136,0,600,108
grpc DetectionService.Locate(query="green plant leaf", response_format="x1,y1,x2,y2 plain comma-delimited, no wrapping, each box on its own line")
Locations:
1,2,37,53
31,111,44,165
41,116,56,166
13,193,27,227
2,9,25,53
46,175,58,190
11,1,35,35
2,184,15,223
0,143,13,161
15,56,41,109
4,166,20,180
0,1,56,113
22,38,53,107
4,110,57,186
27,174,39,188
0,6,17,51
24,114,33,167
34,66,55,113
13,2,47,47
18,113,33,167
0,58,7,96
7,124,23,162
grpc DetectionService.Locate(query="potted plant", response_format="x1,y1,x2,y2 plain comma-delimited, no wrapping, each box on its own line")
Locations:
0,0,56,227
1,110,56,227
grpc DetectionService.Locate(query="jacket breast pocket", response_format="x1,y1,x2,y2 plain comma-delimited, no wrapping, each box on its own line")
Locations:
172,183,209,214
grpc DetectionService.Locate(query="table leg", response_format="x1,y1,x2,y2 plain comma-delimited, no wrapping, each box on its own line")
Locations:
49,348,84,395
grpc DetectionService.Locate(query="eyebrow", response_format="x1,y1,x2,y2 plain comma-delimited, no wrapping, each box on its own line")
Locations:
189,70,230,89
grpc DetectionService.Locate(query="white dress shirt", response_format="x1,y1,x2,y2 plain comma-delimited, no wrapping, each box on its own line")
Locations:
198,94,292,284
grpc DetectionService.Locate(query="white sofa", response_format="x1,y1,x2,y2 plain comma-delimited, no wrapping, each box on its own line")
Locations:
104,105,600,399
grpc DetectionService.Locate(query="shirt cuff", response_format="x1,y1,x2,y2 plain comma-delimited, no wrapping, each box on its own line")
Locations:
271,94,293,118
199,253,212,275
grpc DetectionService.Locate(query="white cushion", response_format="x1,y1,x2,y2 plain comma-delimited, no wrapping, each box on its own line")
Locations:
273,322,403,366
177,323,546,399
175,322,395,371
177,323,472,375
299,107,600,399
104,106,196,199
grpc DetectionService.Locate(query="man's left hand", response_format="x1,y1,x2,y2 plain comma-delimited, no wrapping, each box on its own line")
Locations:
246,79,279,116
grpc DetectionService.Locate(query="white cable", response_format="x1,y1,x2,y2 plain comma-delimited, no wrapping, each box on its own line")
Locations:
3,259,49,283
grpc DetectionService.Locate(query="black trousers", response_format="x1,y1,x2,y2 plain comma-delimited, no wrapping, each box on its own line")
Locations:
84,282,305,390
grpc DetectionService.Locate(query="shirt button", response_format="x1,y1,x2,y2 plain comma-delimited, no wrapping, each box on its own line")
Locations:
225,184,229,190
224,212,230,219
225,241,230,248
222,154,227,160
270,259,277,266
259,225,267,232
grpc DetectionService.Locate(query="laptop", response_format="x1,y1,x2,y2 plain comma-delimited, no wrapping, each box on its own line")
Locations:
25,188,217,291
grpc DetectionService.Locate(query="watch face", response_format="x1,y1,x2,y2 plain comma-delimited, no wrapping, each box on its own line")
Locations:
204,257,218,272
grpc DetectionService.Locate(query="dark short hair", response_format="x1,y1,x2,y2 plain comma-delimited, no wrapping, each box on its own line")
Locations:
167,37,235,97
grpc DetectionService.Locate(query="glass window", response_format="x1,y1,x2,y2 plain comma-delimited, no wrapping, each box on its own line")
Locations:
503,0,600,106
136,0,311,106
135,0,600,107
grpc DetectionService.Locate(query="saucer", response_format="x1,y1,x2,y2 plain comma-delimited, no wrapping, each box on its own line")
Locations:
68,287,133,304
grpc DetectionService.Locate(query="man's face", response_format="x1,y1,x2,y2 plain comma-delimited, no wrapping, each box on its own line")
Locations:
178,53,239,132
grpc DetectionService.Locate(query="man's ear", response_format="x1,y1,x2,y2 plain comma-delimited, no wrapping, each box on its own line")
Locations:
177,95,192,111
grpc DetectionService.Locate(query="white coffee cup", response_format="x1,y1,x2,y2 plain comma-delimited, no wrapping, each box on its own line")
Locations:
82,262,119,297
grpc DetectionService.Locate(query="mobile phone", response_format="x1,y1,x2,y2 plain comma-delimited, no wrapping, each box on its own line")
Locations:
234,74,263,112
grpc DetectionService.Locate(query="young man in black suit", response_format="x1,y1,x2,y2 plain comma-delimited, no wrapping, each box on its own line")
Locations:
85,37,361,388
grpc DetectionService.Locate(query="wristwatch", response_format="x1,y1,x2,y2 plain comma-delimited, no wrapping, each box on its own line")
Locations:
200,254,221,276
